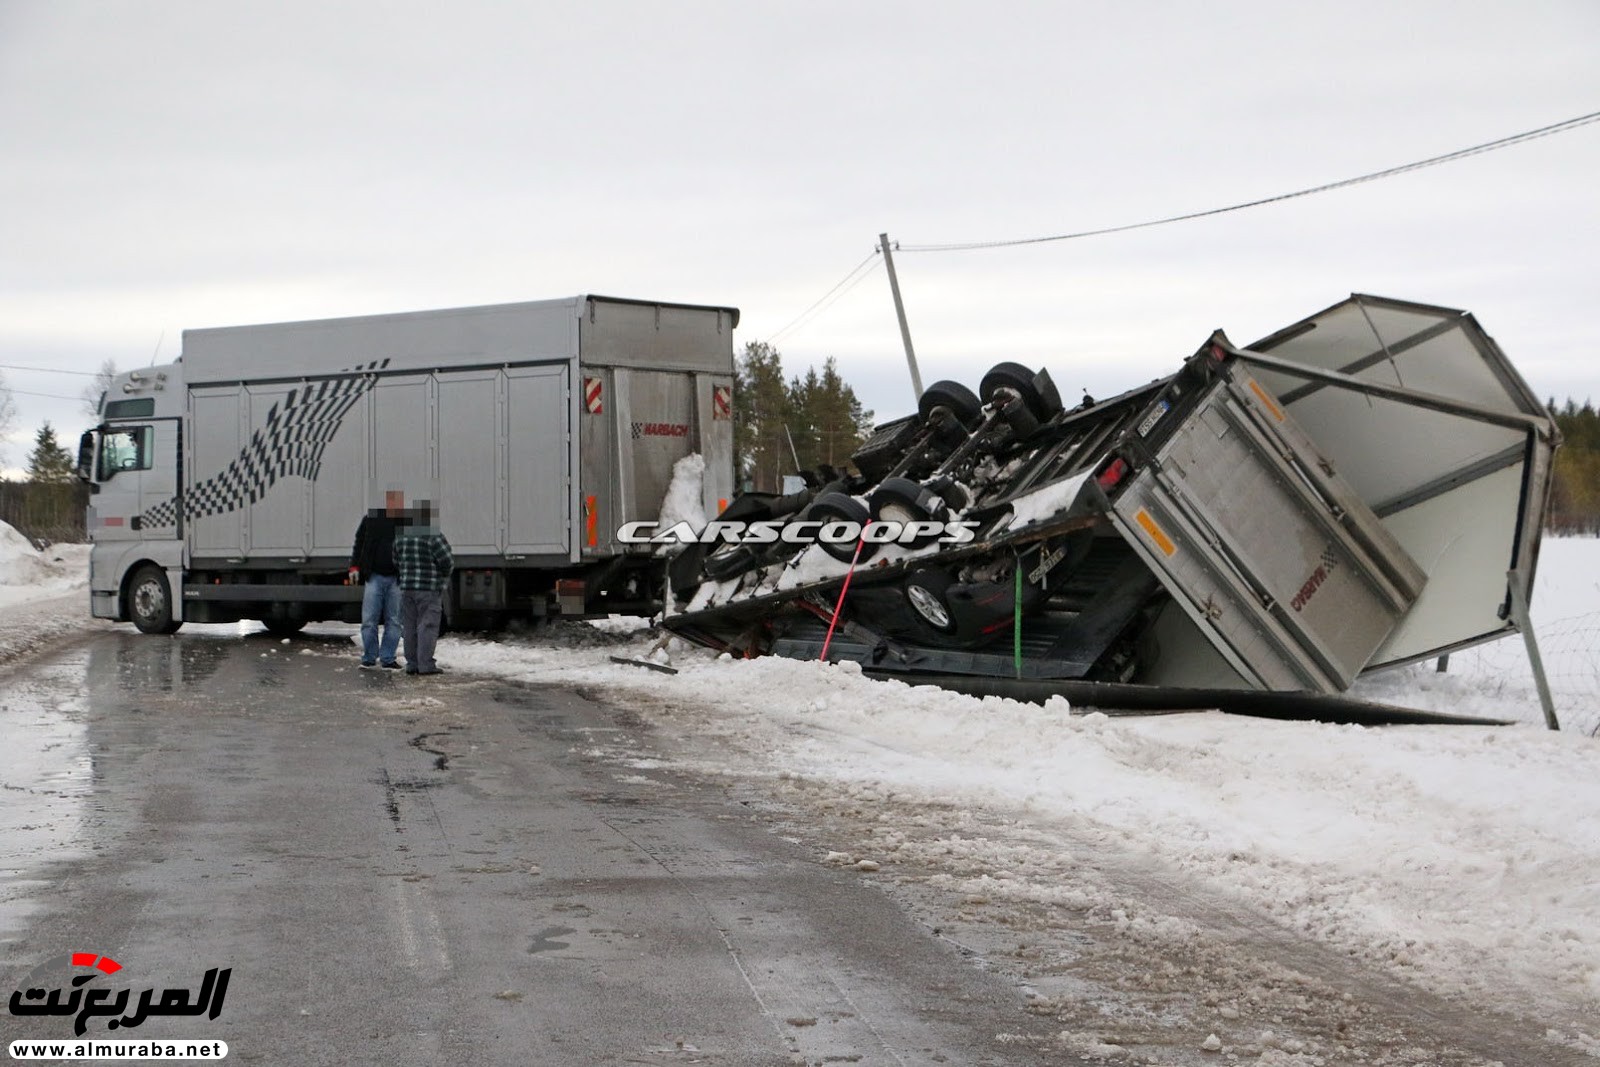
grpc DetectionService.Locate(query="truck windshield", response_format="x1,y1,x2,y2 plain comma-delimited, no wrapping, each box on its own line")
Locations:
99,426,152,479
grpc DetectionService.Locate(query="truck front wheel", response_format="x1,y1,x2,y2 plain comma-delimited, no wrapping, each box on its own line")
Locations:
129,565,183,635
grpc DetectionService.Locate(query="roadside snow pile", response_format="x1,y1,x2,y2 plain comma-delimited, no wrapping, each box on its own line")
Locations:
438,536,1600,1026
654,453,708,543
0,521,90,610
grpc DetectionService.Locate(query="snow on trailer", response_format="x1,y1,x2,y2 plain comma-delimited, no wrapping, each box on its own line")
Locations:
662,295,1560,715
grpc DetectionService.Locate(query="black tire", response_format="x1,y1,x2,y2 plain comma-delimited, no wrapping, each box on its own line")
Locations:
903,569,958,634
999,394,1040,438
926,476,969,512
808,492,878,564
702,540,761,582
918,380,983,429
869,477,950,547
128,564,182,635
980,362,1063,420
261,617,306,637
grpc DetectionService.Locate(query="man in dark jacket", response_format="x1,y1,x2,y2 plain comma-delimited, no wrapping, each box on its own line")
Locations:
394,499,454,676
349,489,406,668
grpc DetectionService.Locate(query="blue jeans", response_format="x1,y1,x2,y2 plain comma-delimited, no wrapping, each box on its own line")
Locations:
361,573,402,664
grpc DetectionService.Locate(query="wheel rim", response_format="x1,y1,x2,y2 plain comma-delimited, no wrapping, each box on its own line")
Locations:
907,584,952,629
134,579,165,622
877,502,919,526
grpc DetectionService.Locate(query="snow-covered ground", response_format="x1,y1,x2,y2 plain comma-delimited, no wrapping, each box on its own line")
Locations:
4,525,1598,1056
437,537,1600,1052
0,523,90,612
0,524,96,662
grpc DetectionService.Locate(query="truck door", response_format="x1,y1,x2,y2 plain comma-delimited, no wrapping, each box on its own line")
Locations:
89,420,179,542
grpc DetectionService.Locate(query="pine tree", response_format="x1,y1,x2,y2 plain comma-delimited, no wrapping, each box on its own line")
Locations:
733,344,876,492
811,357,873,467
733,341,791,491
1549,399,1600,534
27,422,75,484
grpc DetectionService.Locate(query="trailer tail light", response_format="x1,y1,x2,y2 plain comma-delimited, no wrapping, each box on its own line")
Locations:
1096,458,1130,491
1210,342,1228,363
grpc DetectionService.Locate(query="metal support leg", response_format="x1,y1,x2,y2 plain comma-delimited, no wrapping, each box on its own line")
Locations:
1506,570,1560,731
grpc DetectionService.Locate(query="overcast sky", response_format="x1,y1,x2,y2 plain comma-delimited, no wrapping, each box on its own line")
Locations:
2,1,1597,475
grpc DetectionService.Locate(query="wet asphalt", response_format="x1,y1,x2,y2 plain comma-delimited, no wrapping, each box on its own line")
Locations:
0,629,1062,1066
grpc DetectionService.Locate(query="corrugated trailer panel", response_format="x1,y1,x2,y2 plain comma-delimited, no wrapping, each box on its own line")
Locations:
244,383,305,555
437,370,503,556
505,366,572,558
187,387,244,557
371,375,434,527
309,385,369,559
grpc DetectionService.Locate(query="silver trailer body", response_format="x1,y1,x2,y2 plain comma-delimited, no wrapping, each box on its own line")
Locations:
84,295,737,630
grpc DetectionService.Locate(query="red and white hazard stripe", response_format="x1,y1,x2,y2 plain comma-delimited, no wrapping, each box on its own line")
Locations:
583,376,604,415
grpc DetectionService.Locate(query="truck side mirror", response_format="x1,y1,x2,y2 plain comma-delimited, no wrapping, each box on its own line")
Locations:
76,430,96,483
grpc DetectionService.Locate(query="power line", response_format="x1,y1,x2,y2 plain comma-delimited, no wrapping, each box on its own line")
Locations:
8,388,82,401
0,362,100,377
767,251,882,344
900,108,1600,253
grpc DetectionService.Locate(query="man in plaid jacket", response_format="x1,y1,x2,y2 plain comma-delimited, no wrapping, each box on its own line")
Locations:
394,500,454,675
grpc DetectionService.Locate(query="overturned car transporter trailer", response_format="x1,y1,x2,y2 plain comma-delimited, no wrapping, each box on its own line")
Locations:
663,295,1560,723
79,295,738,634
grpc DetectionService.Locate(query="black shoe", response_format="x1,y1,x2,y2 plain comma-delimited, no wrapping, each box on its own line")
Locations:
417,667,445,675
404,667,419,675
359,660,377,669
380,661,402,670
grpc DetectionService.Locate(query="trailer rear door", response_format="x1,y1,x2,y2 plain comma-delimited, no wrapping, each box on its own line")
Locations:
1107,363,1426,692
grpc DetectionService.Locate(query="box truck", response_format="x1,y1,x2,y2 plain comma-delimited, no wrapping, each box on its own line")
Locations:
78,295,738,634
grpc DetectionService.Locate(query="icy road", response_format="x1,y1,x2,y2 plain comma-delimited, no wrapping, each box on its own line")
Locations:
0,621,1592,1066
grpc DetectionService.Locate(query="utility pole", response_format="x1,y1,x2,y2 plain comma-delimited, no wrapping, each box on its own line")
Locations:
879,233,924,402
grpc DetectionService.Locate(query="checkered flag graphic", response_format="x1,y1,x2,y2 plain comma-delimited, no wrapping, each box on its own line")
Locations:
139,359,389,529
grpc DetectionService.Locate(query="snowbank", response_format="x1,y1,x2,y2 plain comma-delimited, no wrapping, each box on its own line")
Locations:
0,521,90,612
437,537,1600,1027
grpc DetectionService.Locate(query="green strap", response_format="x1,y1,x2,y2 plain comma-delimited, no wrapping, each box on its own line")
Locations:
1013,560,1023,679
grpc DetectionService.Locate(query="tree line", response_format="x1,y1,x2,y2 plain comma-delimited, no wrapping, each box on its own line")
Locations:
0,361,115,543
733,341,875,492
1548,399,1600,535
